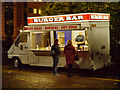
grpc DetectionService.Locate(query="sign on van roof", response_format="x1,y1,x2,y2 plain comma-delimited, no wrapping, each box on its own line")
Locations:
27,13,110,25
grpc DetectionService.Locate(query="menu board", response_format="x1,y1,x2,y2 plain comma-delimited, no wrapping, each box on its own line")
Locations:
57,32,65,47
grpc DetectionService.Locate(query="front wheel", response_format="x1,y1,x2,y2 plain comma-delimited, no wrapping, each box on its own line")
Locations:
13,58,22,68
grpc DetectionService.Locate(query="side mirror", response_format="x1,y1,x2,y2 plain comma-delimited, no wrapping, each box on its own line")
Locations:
19,44,23,50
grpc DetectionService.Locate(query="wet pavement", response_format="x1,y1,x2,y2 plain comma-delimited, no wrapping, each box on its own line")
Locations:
2,65,120,88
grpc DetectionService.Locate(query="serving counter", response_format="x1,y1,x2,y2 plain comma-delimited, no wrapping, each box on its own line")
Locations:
30,49,89,59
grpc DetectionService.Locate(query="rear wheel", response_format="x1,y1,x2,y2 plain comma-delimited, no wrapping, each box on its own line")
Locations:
13,58,22,68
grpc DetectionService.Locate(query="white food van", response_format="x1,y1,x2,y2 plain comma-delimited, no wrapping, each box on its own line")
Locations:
8,13,111,70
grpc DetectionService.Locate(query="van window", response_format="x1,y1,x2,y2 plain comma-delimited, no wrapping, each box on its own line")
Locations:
31,31,50,50
15,33,27,47
20,33,27,43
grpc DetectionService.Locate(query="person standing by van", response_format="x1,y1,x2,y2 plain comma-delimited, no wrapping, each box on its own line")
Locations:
51,39,61,76
64,39,76,77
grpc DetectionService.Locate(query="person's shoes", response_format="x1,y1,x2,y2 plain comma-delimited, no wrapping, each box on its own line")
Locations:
53,73,59,76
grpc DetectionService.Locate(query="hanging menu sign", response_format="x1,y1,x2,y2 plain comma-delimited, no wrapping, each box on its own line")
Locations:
24,25,81,31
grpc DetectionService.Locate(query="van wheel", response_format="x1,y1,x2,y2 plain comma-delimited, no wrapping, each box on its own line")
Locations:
13,58,22,68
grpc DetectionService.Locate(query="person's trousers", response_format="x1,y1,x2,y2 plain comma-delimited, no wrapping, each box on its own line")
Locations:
68,64,73,76
78,44,80,50
53,58,59,75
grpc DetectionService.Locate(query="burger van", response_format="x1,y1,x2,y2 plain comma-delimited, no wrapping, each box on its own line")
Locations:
8,13,111,70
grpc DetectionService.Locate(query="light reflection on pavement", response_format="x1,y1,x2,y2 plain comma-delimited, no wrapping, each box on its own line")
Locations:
2,65,120,88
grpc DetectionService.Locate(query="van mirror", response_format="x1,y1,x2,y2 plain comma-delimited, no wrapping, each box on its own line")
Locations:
19,44,23,50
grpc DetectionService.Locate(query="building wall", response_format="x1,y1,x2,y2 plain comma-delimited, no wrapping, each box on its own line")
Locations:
0,2,1,41
2,3,5,41
27,2,44,17
2,2,45,42
13,2,24,40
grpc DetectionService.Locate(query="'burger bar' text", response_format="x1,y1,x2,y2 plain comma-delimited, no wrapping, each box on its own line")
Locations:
33,16,84,23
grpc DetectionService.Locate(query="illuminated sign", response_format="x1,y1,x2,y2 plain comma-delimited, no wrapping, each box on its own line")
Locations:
24,25,81,31
27,13,110,25
33,16,84,23
90,14,109,20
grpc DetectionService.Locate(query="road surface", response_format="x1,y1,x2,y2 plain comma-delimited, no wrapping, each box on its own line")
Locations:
2,65,120,88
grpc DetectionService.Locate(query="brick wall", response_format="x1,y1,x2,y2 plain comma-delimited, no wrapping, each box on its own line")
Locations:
2,3,5,41
13,2,24,40
2,2,45,41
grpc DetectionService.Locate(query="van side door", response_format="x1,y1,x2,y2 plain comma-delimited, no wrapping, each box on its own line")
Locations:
14,32,29,64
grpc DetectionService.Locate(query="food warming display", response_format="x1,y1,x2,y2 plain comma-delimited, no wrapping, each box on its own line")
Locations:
56,31,65,47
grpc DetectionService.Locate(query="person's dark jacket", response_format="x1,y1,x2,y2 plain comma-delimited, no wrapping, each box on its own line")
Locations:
51,44,61,58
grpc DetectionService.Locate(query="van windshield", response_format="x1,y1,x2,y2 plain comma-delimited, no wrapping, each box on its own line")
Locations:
15,33,27,46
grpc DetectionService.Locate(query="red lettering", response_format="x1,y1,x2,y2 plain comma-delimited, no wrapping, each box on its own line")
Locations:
45,26,58,30
25,27,32,30
34,27,37,30
68,25,77,29
61,26,67,29
55,26,58,29
26,27,33,30
24,27,28,30
51,26,54,29
45,27,48,30
74,26,77,29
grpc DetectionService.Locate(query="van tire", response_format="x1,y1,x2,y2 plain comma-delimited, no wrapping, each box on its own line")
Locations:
13,58,22,68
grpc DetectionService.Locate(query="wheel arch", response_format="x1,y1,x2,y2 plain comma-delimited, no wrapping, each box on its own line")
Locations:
12,57,23,68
